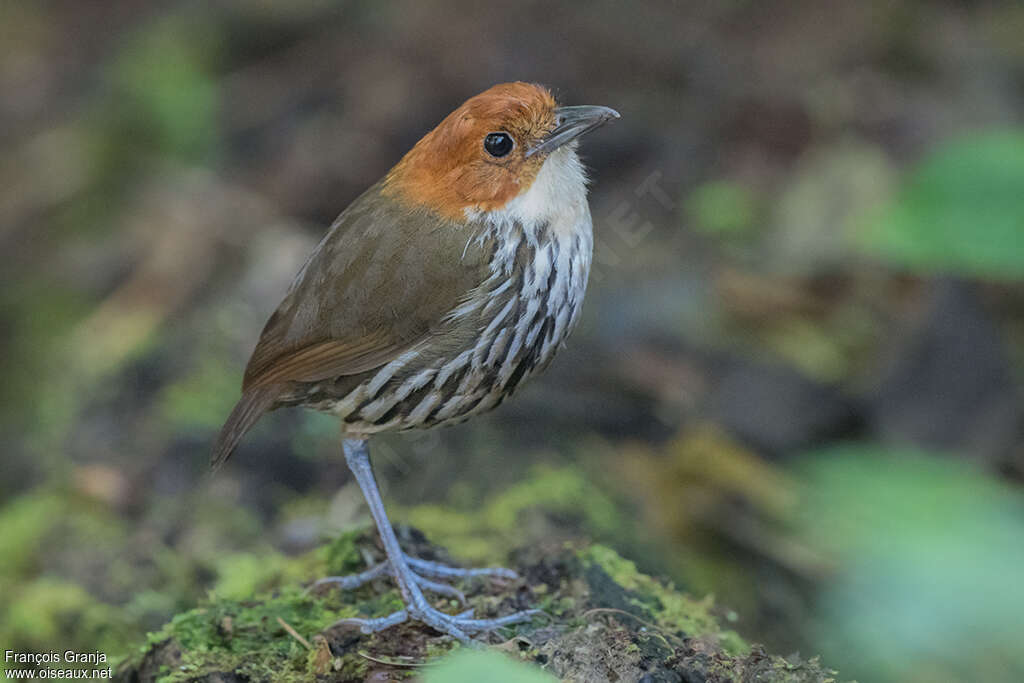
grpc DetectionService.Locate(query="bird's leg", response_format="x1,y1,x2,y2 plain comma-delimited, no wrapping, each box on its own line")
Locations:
325,438,538,642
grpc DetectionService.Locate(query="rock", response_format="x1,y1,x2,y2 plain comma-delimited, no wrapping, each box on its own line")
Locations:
706,361,861,458
114,528,840,683
869,279,1022,467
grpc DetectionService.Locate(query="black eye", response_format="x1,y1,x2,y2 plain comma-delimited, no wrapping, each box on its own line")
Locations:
483,132,515,158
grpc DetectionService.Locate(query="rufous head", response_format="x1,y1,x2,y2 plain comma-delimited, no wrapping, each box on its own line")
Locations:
384,82,618,220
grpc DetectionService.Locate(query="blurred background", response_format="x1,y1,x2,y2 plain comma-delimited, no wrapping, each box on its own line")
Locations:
2,1,1023,681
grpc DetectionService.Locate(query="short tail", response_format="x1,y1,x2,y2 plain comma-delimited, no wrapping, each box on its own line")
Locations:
210,384,281,471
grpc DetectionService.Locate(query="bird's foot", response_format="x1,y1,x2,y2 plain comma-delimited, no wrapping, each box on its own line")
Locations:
310,553,518,605
314,553,534,642
332,603,541,642
324,441,539,642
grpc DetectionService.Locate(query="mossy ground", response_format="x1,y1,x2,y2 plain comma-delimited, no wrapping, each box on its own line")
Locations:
116,528,838,682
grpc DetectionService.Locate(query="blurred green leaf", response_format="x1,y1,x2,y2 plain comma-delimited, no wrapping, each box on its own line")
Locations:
773,139,895,273
686,180,757,236
859,130,1024,279
424,650,556,683
108,15,220,163
160,356,242,430
794,445,1024,683
0,494,63,580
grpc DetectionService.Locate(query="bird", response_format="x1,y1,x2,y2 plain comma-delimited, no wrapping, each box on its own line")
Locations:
212,81,619,641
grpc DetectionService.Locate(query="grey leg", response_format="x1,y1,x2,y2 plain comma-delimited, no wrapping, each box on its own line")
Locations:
327,438,539,642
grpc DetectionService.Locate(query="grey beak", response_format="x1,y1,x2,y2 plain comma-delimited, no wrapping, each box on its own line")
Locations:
526,105,620,157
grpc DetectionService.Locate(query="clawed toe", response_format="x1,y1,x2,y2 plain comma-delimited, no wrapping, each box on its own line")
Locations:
329,606,540,643
405,556,519,581
332,609,409,635
308,562,388,593
413,574,467,604
311,545,532,642
310,561,468,603
309,553,516,603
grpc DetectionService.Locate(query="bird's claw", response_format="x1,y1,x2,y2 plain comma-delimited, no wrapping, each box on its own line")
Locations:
314,553,535,642
309,553,518,606
405,555,518,581
331,606,540,643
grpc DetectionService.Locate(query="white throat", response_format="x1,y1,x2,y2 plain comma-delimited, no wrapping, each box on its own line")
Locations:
467,145,591,241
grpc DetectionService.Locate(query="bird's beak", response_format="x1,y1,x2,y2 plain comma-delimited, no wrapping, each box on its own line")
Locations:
526,105,620,157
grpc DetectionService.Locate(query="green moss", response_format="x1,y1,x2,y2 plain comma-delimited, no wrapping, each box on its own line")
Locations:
483,465,620,533
582,544,645,592
120,528,459,681
140,586,359,683
211,553,288,601
0,490,127,583
705,647,839,683
324,528,367,575
0,491,138,660
0,493,64,580
1,579,134,665
405,465,622,564
424,638,460,660
210,538,351,603
401,505,500,562
580,545,748,655
118,530,836,682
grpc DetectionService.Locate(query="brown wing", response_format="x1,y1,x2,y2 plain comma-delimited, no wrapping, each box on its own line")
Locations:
212,182,489,468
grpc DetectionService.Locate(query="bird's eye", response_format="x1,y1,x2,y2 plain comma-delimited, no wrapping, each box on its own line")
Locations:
483,132,515,158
